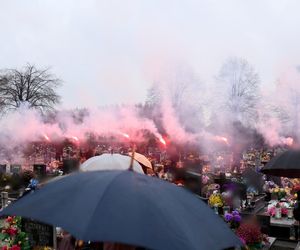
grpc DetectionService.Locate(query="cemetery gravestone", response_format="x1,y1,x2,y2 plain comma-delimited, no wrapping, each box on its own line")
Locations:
0,164,6,174
21,218,54,248
33,164,46,177
10,165,21,174
63,159,79,174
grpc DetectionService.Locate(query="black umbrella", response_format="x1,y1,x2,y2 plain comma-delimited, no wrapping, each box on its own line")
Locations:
0,170,241,250
242,167,264,193
261,150,300,178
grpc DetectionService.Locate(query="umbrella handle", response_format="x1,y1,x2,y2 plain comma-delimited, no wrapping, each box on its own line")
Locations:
129,145,136,171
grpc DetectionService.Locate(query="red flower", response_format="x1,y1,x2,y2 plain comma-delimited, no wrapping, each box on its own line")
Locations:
267,206,276,217
5,216,13,223
281,207,288,216
1,246,8,250
11,246,21,250
293,184,300,193
6,227,18,236
236,223,263,244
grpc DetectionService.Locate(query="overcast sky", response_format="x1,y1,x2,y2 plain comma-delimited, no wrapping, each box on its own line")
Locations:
0,0,300,108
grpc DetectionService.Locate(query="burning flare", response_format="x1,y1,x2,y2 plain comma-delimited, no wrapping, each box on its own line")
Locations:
282,137,293,146
43,134,50,142
121,133,130,139
215,136,229,145
71,136,79,142
159,136,166,146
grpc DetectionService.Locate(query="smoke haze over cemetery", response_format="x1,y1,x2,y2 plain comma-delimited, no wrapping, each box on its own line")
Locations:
1,0,300,158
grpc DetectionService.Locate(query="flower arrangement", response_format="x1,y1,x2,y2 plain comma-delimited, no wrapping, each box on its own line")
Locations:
261,153,271,163
263,181,277,193
281,178,293,189
202,175,210,185
291,178,300,187
209,192,224,207
236,222,268,249
224,210,241,229
270,187,289,200
292,184,300,194
0,216,30,250
207,184,220,191
267,202,289,217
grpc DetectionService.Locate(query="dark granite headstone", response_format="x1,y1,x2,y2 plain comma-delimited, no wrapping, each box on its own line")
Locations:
0,164,6,173
63,159,79,174
33,164,46,177
10,165,21,174
21,218,54,247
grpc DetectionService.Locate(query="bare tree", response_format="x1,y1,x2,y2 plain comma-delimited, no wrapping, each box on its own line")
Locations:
216,57,260,125
145,83,162,109
146,65,204,109
0,77,7,113
0,64,61,113
273,69,300,139
145,64,205,132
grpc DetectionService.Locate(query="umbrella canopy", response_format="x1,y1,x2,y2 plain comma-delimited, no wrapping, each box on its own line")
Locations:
261,150,300,178
128,152,152,169
80,153,144,174
242,167,264,193
0,170,241,250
